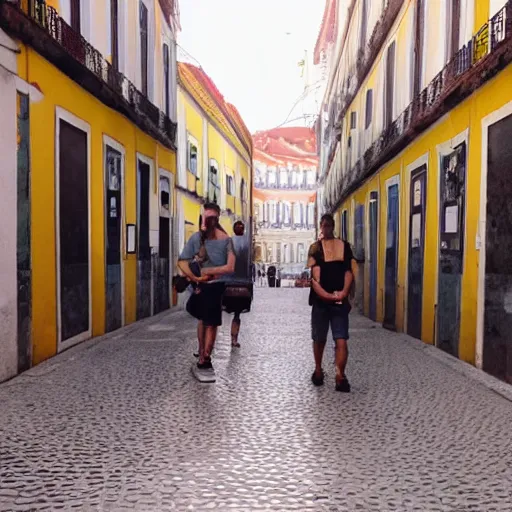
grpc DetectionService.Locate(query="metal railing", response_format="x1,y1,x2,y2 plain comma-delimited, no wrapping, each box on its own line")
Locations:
25,0,176,145
324,1,512,211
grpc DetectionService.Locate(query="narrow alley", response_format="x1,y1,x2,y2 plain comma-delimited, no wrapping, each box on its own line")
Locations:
1,289,512,511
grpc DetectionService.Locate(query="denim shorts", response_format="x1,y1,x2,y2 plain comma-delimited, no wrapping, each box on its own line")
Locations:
311,301,350,342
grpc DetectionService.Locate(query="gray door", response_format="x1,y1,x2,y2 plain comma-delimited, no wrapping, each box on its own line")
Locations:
437,142,466,356
483,114,512,383
383,183,399,330
137,160,152,320
17,93,31,372
369,192,379,321
354,204,365,314
59,120,89,342
407,166,427,339
105,146,123,332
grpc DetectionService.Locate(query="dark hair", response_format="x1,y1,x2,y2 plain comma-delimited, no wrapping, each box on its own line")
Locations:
203,202,221,215
320,213,335,226
233,221,244,231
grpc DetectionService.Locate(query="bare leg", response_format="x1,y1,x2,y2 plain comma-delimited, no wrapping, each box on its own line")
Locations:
197,321,205,361
203,326,218,360
335,338,348,383
313,341,326,377
231,313,241,347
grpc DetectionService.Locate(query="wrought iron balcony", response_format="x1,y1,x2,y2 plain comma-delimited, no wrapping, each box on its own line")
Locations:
323,1,512,212
0,0,177,150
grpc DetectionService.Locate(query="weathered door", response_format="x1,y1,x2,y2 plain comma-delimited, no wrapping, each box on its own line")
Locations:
155,174,172,314
369,191,379,321
17,93,31,372
383,182,399,330
407,165,427,339
105,146,123,332
354,204,365,314
137,160,152,320
341,210,348,240
58,119,89,344
437,142,466,356
483,114,512,383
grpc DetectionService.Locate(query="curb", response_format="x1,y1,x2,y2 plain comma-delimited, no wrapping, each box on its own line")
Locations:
1,306,187,386
371,322,512,404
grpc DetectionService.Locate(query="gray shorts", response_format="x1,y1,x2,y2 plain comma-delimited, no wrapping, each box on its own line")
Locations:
311,301,350,342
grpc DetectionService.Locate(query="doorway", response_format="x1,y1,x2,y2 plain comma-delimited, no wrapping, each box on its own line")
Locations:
369,191,379,321
407,165,427,339
482,113,512,383
17,93,31,372
155,171,173,314
105,140,124,333
354,204,365,314
383,178,399,330
57,111,91,348
137,156,152,320
437,141,466,357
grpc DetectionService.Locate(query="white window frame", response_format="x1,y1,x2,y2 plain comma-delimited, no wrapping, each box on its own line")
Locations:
137,0,156,101
187,133,199,176
161,16,177,122
477,104,512,369
435,128,469,350
103,135,126,328
159,168,175,288
55,107,92,352
403,152,429,336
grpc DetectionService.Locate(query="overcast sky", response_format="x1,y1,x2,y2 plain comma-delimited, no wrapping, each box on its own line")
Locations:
177,0,326,134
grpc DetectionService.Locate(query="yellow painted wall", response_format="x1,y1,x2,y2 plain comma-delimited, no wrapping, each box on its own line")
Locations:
182,195,201,239
184,99,204,196
337,62,512,365
18,47,176,365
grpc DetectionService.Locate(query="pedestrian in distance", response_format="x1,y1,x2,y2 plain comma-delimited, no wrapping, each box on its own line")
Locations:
223,221,253,348
307,213,355,392
178,203,235,383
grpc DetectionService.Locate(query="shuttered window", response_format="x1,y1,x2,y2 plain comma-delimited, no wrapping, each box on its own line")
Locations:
140,1,149,96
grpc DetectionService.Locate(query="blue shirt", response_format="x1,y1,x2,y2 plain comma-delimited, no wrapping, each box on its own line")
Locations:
179,232,233,282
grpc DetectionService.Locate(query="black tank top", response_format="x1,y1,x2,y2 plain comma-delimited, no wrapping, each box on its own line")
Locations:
308,239,354,305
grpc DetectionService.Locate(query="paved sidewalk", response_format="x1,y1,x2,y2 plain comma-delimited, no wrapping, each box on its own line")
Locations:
1,289,512,511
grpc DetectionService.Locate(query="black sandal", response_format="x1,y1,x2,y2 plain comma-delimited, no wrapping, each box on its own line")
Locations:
335,377,351,393
311,371,324,387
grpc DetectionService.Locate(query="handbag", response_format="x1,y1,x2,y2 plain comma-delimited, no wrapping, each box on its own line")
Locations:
223,285,252,299
173,236,207,293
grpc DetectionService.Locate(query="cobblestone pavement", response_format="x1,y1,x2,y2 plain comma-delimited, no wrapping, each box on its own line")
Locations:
1,289,512,512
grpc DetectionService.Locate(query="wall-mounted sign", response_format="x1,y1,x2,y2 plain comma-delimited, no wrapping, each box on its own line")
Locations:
126,224,136,254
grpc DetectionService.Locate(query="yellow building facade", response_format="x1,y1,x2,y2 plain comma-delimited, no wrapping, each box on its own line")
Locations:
316,0,512,383
0,0,180,380
176,63,252,253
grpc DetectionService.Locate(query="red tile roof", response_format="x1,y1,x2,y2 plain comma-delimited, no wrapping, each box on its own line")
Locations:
252,127,318,166
178,63,252,157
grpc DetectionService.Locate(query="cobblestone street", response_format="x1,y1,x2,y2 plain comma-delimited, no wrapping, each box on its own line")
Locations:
1,289,512,511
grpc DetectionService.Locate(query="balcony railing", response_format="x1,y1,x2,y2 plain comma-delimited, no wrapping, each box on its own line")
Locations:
2,0,177,149
254,182,317,191
324,1,512,212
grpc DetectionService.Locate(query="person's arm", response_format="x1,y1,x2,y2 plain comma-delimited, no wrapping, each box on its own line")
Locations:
177,260,209,283
177,233,210,283
311,266,340,302
201,239,236,277
338,242,355,300
306,242,319,268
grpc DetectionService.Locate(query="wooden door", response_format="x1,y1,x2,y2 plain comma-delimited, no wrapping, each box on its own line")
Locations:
407,165,427,339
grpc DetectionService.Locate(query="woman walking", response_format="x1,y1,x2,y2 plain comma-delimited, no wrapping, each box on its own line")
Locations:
307,214,354,392
223,221,252,348
178,203,235,382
